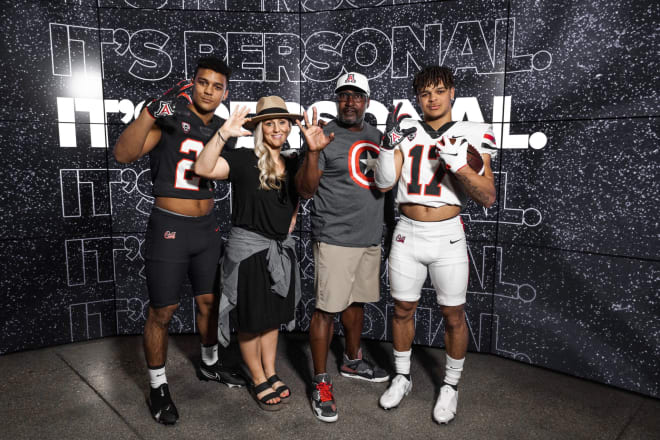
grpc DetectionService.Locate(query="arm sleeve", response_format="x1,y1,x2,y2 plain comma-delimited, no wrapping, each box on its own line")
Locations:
375,148,397,189
220,148,245,182
477,125,498,159
224,135,238,149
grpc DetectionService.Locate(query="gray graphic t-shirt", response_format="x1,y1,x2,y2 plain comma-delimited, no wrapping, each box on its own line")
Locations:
310,120,384,247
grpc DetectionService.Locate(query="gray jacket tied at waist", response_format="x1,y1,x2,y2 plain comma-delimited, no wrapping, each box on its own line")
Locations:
217,226,301,347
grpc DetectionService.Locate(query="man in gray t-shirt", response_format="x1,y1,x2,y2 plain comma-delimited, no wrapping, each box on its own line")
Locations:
296,72,390,423
311,118,384,247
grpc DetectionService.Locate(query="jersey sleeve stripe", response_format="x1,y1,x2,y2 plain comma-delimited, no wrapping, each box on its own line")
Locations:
483,133,496,144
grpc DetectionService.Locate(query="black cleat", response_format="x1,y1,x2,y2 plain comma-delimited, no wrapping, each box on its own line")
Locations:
197,361,246,388
147,384,179,425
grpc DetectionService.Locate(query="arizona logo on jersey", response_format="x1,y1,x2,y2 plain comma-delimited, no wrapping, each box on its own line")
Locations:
348,140,380,189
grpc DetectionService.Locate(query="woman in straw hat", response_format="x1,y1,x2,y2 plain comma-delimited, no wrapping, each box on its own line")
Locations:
194,96,303,411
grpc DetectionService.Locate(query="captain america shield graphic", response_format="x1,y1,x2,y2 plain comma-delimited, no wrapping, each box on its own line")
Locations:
348,140,380,189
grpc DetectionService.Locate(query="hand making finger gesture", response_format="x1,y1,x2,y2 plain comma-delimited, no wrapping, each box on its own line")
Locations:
145,79,194,119
219,105,253,139
296,107,335,152
381,102,416,150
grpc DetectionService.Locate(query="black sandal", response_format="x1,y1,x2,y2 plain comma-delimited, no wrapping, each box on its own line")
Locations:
267,374,291,403
250,381,282,411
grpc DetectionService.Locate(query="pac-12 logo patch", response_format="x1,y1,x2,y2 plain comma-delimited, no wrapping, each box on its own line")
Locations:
164,231,176,239
348,140,380,189
181,122,191,133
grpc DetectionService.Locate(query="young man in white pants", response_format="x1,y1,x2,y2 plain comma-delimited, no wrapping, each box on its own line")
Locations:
374,65,497,424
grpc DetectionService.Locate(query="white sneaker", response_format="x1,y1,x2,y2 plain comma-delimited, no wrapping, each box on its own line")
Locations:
433,384,458,424
379,374,412,409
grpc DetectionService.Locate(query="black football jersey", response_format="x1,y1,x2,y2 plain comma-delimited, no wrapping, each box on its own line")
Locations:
149,102,235,199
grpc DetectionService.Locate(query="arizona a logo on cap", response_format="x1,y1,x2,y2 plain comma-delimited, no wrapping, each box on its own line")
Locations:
335,72,370,97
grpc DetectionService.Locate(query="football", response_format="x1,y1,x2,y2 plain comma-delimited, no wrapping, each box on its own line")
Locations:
466,143,484,173
443,137,484,173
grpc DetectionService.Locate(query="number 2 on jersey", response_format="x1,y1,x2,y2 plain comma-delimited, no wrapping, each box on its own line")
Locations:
406,144,445,196
175,139,204,190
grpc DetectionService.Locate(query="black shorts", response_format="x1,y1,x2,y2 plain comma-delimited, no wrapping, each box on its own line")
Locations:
145,207,222,308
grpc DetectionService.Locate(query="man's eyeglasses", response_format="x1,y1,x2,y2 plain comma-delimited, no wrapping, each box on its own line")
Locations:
336,92,367,103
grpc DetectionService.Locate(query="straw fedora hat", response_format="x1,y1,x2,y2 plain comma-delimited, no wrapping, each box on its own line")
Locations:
243,96,303,130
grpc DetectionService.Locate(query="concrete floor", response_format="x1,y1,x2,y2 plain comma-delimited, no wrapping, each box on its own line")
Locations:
1,333,658,440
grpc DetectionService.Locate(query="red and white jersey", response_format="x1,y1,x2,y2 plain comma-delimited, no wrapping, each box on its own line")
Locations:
395,120,497,208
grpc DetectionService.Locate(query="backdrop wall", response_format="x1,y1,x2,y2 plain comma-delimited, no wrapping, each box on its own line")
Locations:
0,0,657,398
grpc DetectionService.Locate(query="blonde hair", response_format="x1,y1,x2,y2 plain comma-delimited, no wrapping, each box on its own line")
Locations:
254,121,288,190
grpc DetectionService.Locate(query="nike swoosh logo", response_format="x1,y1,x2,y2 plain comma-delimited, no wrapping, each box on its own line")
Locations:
450,238,463,244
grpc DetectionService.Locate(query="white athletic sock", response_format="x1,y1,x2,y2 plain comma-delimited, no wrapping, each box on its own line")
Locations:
393,348,412,376
149,366,167,389
444,354,464,386
201,343,218,366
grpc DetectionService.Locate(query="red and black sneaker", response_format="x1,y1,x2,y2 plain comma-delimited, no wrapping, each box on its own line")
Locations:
310,373,338,422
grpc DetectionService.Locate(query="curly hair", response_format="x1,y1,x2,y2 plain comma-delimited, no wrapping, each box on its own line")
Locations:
253,121,288,191
412,65,454,95
195,56,231,79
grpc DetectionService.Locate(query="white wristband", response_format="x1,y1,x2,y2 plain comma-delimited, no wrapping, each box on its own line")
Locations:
375,148,397,189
